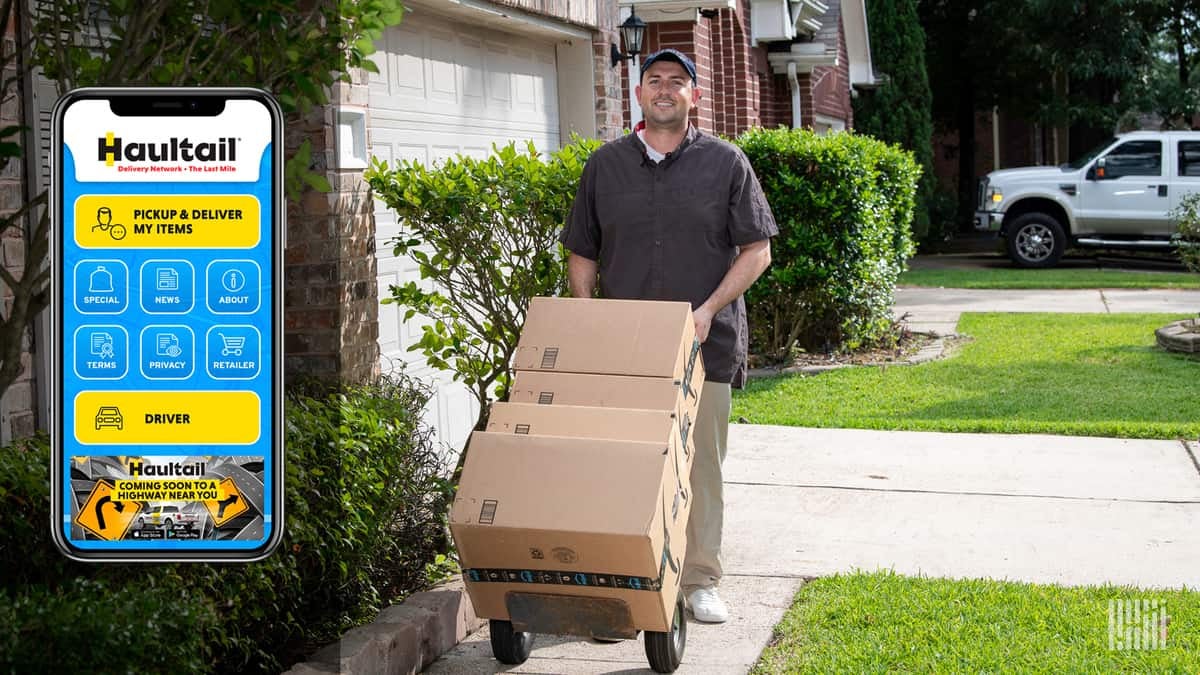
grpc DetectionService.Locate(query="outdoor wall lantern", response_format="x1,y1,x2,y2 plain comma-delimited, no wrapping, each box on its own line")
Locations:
611,8,647,67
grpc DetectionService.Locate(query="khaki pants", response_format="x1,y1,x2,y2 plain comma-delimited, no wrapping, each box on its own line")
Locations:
681,380,731,593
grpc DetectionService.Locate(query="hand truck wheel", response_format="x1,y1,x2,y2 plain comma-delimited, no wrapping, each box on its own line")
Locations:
489,619,535,665
644,591,687,672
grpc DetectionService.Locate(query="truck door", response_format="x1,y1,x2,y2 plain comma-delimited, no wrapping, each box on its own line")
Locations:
1172,139,1200,220
1077,139,1170,236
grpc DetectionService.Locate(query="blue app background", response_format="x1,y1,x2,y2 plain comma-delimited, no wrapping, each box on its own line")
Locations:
62,141,275,551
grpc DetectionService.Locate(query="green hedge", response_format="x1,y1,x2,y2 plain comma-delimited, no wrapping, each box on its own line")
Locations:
735,128,919,358
0,374,451,673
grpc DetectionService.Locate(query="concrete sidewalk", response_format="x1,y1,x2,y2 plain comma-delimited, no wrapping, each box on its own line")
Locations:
423,287,1200,673
895,287,1200,335
426,426,1200,674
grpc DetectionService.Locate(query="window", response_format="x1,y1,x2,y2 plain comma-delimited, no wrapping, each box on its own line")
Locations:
1101,140,1162,178
1179,141,1200,177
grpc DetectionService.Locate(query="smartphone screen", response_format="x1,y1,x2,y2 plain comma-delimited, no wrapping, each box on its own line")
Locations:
50,88,284,561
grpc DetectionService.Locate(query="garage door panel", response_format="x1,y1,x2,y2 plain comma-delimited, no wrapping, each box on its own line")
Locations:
371,11,560,450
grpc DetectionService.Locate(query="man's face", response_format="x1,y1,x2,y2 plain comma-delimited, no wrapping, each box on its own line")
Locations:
636,59,700,130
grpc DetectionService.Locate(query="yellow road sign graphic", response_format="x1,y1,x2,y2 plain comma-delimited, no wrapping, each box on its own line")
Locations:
203,477,249,526
75,480,143,541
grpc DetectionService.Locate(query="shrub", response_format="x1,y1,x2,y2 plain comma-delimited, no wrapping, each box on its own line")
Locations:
1174,190,1200,273
363,137,601,441
0,373,450,673
735,128,919,359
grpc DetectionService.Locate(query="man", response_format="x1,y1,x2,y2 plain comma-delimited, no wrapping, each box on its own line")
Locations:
560,48,777,624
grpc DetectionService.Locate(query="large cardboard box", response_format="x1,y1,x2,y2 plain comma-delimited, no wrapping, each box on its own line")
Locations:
487,401,694,475
450,431,691,635
514,297,702,383
508,368,703,438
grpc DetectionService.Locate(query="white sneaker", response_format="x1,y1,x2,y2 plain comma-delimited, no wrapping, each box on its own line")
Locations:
688,587,729,623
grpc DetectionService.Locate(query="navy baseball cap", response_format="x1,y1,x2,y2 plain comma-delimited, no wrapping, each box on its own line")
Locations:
640,48,697,83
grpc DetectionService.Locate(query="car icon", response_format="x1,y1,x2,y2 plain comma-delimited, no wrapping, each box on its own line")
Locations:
94,406,123,430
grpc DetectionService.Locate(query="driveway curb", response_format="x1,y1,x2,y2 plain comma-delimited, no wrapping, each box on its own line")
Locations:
284,576,484,675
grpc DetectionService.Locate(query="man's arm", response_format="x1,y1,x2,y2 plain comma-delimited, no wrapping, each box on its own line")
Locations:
694,239,771,342
567,253,599,298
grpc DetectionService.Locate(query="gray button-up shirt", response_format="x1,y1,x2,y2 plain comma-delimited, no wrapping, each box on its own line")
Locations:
560,127,778,387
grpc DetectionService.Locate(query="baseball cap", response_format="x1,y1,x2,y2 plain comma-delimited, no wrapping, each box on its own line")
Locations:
640,48,697,83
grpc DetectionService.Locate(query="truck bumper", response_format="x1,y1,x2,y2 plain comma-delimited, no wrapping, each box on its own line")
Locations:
974,210,1003,232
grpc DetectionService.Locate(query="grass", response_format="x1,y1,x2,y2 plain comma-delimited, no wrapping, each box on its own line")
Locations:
733,313,1200,439
753,571,1200,673
899,267,1200,289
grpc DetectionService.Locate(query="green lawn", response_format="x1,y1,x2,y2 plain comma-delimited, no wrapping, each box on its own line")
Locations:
733,313,1200,439
899,267,1200,289
753,571,1200,673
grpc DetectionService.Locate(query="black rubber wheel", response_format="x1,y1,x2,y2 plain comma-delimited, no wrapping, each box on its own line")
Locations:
1006,212,1066,268
489,619,534,665
645,592,687,673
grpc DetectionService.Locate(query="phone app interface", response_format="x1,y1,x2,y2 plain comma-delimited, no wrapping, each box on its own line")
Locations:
60,99,275,551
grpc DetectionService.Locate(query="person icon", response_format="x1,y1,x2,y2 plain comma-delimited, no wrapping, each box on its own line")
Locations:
91,207,126,241
92,207,112,232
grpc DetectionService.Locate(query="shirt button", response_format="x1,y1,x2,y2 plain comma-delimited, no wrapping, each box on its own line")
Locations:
655,240,662,246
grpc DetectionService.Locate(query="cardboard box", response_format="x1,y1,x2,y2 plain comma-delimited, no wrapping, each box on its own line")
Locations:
450,431,691,634
514,297,702,383
508,368,703,438
487,401,694,475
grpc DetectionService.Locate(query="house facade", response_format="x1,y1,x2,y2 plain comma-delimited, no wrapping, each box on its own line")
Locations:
1,1,874,449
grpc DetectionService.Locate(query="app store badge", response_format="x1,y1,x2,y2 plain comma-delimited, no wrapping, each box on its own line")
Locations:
74,260,128,314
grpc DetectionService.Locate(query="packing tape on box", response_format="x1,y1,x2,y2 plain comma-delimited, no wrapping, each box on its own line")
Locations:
465,567,663,592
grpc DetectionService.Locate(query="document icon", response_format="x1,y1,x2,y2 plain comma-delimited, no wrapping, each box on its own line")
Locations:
156,332,182,358
90,332,115,359
156,267,179,291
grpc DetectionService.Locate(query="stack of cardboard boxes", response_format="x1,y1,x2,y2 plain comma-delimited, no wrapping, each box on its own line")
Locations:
449,297,705,637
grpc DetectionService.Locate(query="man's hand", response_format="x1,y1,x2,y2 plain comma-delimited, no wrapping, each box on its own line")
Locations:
693,304,714,343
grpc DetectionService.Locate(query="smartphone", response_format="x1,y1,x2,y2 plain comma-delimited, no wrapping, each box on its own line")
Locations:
50,88,284,561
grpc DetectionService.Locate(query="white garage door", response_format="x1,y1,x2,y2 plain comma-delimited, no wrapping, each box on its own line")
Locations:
368,10,561,452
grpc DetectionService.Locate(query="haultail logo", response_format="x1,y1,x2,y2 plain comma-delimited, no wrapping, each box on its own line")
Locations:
98,132,237,166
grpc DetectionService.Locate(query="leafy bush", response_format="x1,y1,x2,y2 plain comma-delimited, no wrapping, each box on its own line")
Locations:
1173,190,1200,273
0,374,450,673
735,128,919,359
363,137,601,438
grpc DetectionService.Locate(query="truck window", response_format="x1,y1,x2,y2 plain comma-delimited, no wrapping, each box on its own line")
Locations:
1102,140,1162,178
1179,141,1200,177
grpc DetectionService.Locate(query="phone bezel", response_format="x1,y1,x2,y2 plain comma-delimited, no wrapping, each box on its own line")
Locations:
49,87,285,562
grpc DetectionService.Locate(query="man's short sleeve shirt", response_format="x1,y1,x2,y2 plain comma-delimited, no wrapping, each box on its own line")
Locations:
560,127,778,387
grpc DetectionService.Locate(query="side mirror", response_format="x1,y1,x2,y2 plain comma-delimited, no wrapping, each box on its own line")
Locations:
1094,157,1107,180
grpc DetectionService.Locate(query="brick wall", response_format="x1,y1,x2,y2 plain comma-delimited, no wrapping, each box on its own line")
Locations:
0,24,35,442
621,3,770,138
284,74,380,385
592,0,624,139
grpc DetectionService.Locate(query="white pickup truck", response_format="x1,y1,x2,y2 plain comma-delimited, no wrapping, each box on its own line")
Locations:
975,130,1200,267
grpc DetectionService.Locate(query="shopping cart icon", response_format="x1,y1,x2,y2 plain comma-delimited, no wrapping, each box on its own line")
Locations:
218,333,245,357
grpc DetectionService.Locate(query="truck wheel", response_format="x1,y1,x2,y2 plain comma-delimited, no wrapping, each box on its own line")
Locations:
645,593,687,673
1006,213,1065,268
489,619,534,665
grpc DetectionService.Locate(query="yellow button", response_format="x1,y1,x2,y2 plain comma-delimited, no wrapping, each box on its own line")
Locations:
74,195,260,249
75,391,260,445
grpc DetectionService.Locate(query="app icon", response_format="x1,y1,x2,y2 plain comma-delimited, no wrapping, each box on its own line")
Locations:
207,326,261,380
75,260,128,314
140,325,194,380
74,325,128,380
206,260,260,314
140,260,194,314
